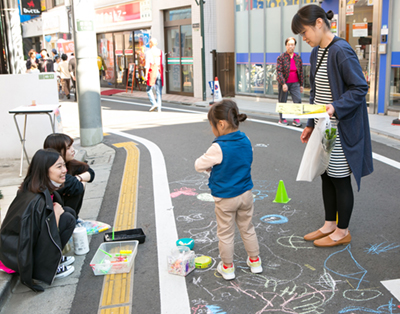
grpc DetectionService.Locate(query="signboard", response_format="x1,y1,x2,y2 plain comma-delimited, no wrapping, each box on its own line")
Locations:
95,2,140,25
74,0,95,33
58,41,75,54
346,5,354,16
20,0,41,15
368,0,373,6
353,23,368,37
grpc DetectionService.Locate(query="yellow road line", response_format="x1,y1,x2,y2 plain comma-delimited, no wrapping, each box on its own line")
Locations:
98,142,139,314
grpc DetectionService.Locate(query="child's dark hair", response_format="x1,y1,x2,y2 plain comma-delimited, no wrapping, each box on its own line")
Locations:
292,5,334,35
208,100,247,129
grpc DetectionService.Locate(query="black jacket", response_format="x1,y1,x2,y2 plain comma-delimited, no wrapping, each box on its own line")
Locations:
0,189,64,292
38,58,54,72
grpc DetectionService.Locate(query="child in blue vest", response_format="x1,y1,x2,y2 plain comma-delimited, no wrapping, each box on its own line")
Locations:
195,100,262,280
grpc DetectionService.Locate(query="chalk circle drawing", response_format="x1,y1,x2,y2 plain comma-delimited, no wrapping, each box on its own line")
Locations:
339,298,398,313
197,193,214,202
255,143,269,148
170,187,198,198
277,234,313,250
260,214,288,224
176,213,204,223
343,289,382,302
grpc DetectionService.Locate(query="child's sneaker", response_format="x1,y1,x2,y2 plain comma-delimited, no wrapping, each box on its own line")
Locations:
60,256,75,267
217,261,235,280
55,265,74,279
247,256,263,274
278,119,288,125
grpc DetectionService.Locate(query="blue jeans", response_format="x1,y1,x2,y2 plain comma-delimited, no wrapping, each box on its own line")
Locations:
278,82,301,121
146,75,162,109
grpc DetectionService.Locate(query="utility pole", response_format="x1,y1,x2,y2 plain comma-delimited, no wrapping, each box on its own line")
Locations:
196,0,206,101
71,0,103,146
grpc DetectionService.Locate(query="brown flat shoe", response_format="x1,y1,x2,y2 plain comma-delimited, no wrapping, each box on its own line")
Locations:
314,233,352,247
303,229,335,241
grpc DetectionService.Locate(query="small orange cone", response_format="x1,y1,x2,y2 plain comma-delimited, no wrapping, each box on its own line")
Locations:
214,77,223,101
273,180,291,203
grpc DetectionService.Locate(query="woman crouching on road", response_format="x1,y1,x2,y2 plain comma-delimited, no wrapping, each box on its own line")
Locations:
291,5,373,247
0,149,76,292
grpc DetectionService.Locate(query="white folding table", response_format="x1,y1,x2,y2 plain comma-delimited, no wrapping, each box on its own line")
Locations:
9,105,60,176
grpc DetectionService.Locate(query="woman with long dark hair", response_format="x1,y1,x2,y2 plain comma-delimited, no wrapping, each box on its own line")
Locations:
43,133,95,222
292,5,373,247
0,149,76,292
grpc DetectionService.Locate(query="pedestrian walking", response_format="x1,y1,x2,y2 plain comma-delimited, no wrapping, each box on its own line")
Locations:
195,100,262,280
276,37,304,127
38,48,54,72
26,49,38,72
51,48,58,62
0,149,76,292
54,55,62,96
57,54,71,99
292,5,373,247
44,133,95,223
69,53,77,101
145,38,164,112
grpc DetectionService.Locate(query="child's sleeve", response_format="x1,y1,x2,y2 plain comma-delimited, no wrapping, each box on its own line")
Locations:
195,143,223,172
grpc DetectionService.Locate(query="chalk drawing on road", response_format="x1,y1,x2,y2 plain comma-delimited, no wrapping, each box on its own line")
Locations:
324,244,367,290
365,242,400,255
260,214,288,224
339,298,398,314
343,288,383,302
186,220,219,248
170,187,198,198
254,143,269,148
170,174,209,191
277,234,313,250
176,213,205,223
197,193,215,202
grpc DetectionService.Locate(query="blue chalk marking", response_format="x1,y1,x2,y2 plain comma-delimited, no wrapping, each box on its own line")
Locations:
206,305,226,314
339,298,397,314
324,244,367,290
260,214,288,224
365,242,400,255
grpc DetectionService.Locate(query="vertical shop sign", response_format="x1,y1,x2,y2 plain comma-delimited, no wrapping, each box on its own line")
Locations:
346,5,354,16
74,0,95,32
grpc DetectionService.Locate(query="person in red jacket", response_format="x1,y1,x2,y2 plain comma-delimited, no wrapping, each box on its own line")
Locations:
276,37,304,127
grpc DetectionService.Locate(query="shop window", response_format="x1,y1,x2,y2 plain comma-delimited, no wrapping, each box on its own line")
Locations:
54,0,64,6
165,8,191,21
390,68,400,107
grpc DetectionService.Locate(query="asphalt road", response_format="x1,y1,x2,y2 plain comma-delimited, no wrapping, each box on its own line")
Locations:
70,98,400,314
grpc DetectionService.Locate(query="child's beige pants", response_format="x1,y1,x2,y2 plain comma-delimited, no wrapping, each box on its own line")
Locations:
214,190,260,264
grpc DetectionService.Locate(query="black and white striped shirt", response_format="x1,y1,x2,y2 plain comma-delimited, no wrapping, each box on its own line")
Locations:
315,47,351,178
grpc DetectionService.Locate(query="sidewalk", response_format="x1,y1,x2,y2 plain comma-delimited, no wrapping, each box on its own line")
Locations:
100,87,400,142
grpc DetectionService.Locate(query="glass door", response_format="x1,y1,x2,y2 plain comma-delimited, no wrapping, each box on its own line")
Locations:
134,30,149,90
165,25,194,95
124,32,134,89
115,33,125,88
344,1,374,104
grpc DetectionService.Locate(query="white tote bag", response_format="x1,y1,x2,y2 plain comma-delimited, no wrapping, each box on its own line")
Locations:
296,116,330,182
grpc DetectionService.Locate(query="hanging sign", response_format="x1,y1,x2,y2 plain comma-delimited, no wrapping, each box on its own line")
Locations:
368,0,373,6
346,5,354,16
20,0,41,15
353,23,368,37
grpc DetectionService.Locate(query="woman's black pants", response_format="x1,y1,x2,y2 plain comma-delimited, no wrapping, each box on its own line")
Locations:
58,206,76,249
321,172,354,229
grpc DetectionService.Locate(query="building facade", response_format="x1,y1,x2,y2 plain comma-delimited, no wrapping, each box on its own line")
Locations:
235,0,399,115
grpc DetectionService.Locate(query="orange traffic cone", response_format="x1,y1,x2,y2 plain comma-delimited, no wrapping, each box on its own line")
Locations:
273,180,291,204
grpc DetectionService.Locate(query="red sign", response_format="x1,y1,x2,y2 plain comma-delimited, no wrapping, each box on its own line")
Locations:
58,41,75,54
115,50,123,55
125,49,133,54
95,2,140,24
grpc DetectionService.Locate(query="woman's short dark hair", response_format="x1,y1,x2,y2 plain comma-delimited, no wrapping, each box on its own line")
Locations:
285,37,297,46
61,53,68,61
292,5,334,35
44,133,89,176
20,149,62,193
208,99,247,130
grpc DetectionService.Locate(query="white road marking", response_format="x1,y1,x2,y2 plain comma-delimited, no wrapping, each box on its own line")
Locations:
106,129,191,314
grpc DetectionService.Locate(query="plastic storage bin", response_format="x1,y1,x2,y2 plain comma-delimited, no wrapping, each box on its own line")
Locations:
90,240,138,276
104,228,146,244
167,246,195,277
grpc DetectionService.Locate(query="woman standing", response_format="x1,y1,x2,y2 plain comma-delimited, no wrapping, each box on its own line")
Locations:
26,49,38,72
0,149,76,292
292,6,373,247
276,37,304,127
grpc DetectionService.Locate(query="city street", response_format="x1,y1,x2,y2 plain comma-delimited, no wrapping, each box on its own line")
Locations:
1,97,400,313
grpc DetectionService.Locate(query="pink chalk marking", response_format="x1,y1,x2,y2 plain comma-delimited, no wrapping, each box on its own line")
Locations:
170,187,198,198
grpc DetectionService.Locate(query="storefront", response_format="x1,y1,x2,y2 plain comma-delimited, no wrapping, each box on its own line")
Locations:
95,0,152,89
235,0,398,115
